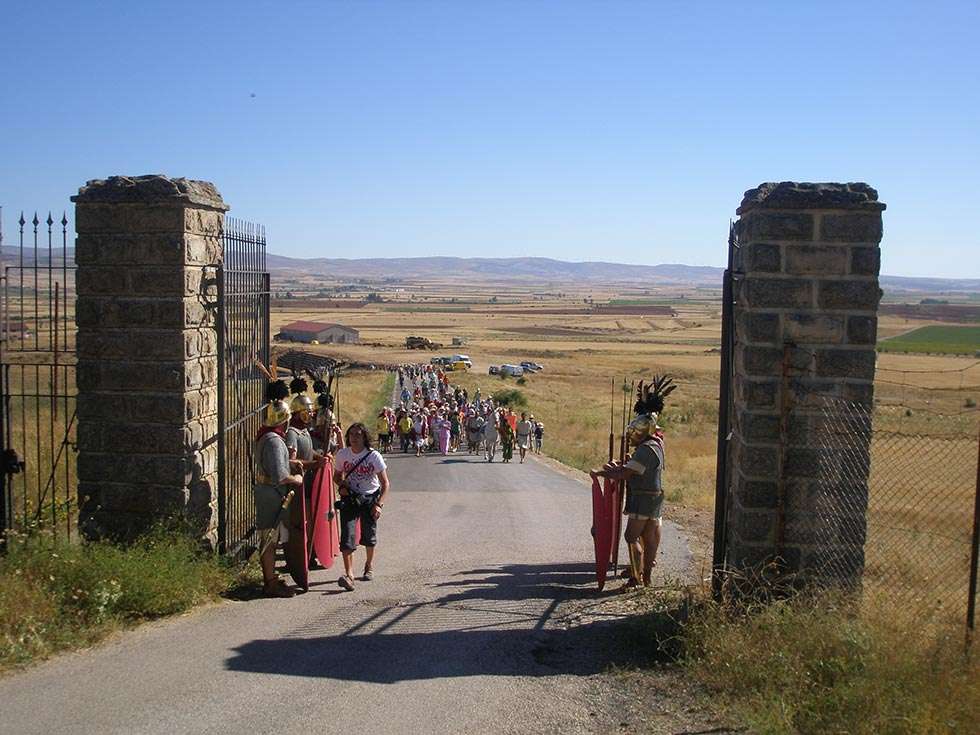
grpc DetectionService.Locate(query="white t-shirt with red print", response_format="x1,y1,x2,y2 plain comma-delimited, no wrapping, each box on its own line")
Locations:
335,447,387,497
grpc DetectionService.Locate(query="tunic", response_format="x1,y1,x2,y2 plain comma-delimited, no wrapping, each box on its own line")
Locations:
286,424,316,496
253,432,290,529
516,420,533,450
623,439,665,519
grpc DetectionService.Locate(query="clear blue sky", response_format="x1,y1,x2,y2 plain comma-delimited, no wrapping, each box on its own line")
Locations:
2,1,977,277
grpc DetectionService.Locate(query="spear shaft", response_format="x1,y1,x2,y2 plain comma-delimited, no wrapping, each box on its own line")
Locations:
608,377,615,462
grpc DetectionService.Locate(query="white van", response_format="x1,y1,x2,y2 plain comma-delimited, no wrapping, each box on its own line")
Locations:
500,364,524,377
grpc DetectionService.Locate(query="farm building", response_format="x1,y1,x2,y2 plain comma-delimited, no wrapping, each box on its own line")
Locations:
277,320,360,344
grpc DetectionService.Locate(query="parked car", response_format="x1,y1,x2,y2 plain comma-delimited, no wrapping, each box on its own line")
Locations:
520,361,543,372
500,364,525,377
488,365,500,375
451,354,473,368
447,361,470,372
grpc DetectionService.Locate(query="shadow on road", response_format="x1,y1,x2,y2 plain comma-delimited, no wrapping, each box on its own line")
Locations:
224,562,654,683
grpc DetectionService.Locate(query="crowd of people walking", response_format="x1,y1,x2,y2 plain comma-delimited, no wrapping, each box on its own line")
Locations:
376,364,545,464
253,356,673,598
253,359,546,598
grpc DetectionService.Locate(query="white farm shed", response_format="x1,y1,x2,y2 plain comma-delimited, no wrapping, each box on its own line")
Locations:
278,320,360,344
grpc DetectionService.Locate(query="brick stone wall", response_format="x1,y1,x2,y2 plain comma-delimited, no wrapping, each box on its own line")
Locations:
72,175,226,544
725,182,885,583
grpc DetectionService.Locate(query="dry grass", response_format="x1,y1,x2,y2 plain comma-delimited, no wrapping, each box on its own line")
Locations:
680,590,980,734
854,430,977,626
333,369,394,430
272,293,979,524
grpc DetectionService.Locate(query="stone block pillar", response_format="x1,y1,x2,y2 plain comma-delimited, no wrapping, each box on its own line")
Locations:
72,175,226,544
725,182,885,583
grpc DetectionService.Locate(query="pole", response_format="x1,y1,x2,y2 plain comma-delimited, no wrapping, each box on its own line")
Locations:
966,425,979,638
216,266,227,554
612,380,631,572
619,379,629,464
712,222,736,600
608,377,615,463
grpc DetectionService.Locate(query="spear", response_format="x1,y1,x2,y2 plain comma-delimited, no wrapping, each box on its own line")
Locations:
619,379,630,464
335,372,341,427
608,377,615,463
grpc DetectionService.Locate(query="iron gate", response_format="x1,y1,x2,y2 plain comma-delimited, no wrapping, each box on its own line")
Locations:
216,217,270,556
0,209,77,545
711,221,739,596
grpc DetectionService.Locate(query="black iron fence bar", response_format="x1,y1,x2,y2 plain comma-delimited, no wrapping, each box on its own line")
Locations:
32,214,39,351
216,265,226,553
712,222,737,598
18,214,24,352
0,365,7,546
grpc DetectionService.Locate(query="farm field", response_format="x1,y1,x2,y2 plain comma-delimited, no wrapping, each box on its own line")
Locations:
271,281,980,514
878,324,980,355
273,281,980,628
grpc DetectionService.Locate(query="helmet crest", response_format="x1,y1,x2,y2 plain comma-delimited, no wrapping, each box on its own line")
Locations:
628,374,676,443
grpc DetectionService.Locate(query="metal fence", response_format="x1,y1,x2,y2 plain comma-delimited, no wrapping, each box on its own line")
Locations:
712,221,738,596
812,396,979,629
216,218,270,556
0,209,77,545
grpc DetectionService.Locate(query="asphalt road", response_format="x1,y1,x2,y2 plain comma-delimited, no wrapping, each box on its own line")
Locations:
0,448,691,734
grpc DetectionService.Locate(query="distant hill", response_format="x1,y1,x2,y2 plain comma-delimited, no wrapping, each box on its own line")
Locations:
3,245,977,292
878,275,980,293
266,254,980,292
266,254,727,285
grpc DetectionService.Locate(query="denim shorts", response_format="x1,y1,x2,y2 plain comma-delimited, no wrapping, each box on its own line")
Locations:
339,497,378,551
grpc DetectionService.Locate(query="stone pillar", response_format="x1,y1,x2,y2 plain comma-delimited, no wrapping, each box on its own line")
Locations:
72,175,226,544
726,182,884,583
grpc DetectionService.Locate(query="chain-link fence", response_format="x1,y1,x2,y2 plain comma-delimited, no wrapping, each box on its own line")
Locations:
813,396,979,628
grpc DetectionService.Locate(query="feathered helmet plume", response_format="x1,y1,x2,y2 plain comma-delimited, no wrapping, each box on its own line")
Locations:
634,375,676,417
255,355,291,427
309,365,336,420
255,354,289,402
287,365,313,414
628,374,676,442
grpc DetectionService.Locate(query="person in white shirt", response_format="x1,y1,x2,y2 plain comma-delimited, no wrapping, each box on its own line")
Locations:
483,413,500,463
515,412,534,464
333,423,390,591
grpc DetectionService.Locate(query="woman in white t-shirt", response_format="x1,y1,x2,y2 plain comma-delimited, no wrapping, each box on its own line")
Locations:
333,422,390,591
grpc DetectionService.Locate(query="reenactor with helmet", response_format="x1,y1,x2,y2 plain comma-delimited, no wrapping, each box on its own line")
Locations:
252,377,305,598
285,375,327,566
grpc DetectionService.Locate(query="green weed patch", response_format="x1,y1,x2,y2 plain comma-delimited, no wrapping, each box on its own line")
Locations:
491,388,528,408
0,529,238,672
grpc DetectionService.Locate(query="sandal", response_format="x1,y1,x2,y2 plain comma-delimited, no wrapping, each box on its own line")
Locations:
338,575,355,591
262,579,295,598
362,568,374,581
